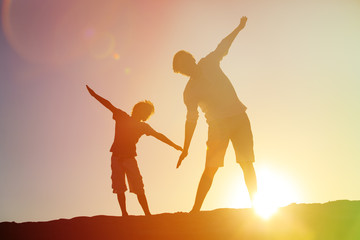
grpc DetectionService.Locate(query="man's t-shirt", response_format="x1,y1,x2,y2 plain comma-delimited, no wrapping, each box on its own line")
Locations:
183,39,247,123
110,108,154,157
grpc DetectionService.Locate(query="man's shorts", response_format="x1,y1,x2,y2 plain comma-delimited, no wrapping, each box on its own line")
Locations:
111,155,144,194
206,112,255,168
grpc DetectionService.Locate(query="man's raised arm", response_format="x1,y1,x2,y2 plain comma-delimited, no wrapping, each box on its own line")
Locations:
212,16,247,59
86,85,117,113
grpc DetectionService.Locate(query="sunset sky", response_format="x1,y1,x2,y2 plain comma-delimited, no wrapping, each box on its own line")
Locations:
1,0,359,222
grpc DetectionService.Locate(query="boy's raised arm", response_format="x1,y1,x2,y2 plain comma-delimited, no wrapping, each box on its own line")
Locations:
86,85,117,113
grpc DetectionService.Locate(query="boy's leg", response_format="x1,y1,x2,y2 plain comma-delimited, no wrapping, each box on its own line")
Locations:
117,192,128,217
123,157,151,216
111,154,128,216
136,192,151,216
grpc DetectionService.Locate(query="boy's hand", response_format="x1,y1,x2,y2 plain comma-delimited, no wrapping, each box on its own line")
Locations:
174,144,183,151
86,85,95,96
176,150,188,168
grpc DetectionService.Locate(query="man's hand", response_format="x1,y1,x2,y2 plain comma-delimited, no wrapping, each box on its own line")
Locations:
86,85,95,96
176,150,188,168
239,16,247,30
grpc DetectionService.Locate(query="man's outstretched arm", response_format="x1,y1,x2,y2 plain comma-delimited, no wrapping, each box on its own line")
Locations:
212,16,247,59
86,85,117,113
177,119,197,168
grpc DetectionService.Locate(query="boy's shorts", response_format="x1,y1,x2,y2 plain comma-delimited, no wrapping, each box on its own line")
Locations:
111,155,144,194
205,112,255,168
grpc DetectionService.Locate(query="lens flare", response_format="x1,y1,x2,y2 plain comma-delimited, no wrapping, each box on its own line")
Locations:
88,32,116,59
1,1,126,65
113,53,120,60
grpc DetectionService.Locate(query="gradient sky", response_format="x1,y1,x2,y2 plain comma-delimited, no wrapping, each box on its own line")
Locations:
1,0,359,222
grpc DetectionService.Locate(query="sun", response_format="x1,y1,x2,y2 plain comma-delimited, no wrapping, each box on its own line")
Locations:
253,192,280,220
225,165,299,220
253,167,299,219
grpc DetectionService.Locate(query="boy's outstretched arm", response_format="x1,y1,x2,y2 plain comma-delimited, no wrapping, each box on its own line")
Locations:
86,85,117,112
212,16,247,59
150,131,183,151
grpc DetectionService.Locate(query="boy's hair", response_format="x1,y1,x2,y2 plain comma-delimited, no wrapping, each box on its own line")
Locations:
132,100,155,121
173,50,196,76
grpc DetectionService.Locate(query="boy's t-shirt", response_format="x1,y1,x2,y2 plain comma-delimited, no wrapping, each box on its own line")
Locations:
110,108,154,157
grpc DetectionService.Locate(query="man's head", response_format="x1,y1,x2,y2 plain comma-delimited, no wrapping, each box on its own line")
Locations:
131,100,155,121
173,50,197,77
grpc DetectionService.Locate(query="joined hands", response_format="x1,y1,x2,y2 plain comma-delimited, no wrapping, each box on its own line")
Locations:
176,150,188,168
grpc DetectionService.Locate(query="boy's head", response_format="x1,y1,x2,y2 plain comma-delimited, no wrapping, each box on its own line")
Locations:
131,100,155,121
173,50,197,77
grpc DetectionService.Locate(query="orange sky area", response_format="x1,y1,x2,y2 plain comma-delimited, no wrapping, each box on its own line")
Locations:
0,0,359,222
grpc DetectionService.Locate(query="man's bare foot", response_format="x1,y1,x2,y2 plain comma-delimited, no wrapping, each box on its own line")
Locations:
189,208,200,214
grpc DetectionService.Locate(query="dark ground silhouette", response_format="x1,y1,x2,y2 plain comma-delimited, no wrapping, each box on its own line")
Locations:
1,200,360,240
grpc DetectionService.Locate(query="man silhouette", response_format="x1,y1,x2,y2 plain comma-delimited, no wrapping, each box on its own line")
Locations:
86,85,182,216
173,16,257,213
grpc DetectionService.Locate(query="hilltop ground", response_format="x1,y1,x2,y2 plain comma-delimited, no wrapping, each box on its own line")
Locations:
1,200,360,240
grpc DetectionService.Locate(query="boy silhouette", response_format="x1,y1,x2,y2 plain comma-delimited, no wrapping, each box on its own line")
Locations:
86,85,182,216
173,16,257,212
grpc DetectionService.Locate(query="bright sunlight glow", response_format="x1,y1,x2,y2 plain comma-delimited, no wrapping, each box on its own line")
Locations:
253,192,279,220
253,166,299,219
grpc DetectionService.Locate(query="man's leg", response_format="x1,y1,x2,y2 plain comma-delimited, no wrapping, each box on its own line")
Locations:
239,162,257,203
117,192,128,217
191,120,227,213
191,167,219,213
231,113,257,205
136,192,151,216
